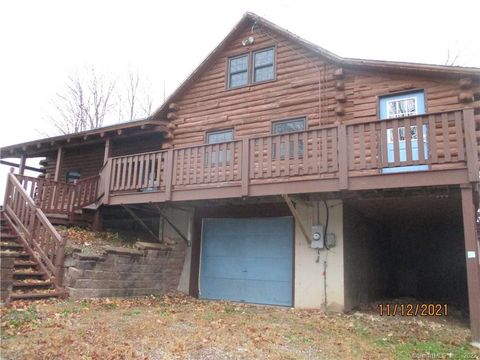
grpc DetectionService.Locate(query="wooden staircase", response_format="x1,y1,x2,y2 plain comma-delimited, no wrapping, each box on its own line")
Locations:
1,211,63,300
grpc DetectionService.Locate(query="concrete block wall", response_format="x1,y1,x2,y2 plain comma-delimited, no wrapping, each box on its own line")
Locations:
1,252,18,304
63,242,187,299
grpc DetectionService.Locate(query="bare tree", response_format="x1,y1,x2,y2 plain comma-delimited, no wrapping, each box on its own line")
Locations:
49,67,116,134
48,66,156,135
117,69,154,122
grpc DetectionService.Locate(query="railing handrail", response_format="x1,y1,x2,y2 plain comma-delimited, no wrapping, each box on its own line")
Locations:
4,172,66,288
75,174,100,184
8,173,64,243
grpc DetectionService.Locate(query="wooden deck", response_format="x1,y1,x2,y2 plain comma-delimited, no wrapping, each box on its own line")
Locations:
96,108,478,205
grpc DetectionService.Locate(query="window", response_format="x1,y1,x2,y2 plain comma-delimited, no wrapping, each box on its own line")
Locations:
227,47,276,88
272,117,306,159
379,91,425,120
66,170,81,184
207,129,234,144
228,55,248,88
387,96,417,118
253,47,275,83
272,117,306,135
206,129,234,165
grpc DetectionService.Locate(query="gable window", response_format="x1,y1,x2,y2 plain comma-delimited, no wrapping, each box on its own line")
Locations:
253,47,275,83
272,117,306,160
227,47,276,89
206,129,234,165
228,55,249,88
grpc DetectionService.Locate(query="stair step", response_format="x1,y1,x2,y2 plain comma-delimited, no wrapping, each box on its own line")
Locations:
13,271,45,278
1,234,17,240
14,260,37,267
17,252,31,260
13,281,53,288
10,290,63,300
0,242,23,250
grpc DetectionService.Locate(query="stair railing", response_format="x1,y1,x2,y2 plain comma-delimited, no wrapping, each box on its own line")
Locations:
3,172,66,288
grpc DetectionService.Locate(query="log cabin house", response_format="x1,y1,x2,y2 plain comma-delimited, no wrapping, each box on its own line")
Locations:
1,13,480,342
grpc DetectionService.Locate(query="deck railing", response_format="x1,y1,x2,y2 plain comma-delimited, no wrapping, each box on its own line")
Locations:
101,109,475,201
16,174,99,214
3,173,66,287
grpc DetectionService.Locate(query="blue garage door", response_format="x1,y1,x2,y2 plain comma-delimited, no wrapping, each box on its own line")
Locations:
200,217,293,306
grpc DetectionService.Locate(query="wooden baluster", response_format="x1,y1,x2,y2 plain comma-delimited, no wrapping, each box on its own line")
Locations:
331,128,338,172
191,147,198,184
405,118,413,165
178,149,185,185
441,112,451,162
292,133,299,176
198,147,205,184
454,111,465,161
358,124,366,170
416,116,425,163
391,120,399,167
347,126,355,170
124,157,132,190
155,153,161,189
428,115,438,164
229,143,235,181
143,154,150,188
379,121,388,168
369,122,377,169
213,144,219,182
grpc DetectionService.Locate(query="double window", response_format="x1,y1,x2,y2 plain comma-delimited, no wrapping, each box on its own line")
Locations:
227,47,275,88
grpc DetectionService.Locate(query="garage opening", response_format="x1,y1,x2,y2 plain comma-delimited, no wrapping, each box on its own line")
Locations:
343,189,468,314
199,217,294,306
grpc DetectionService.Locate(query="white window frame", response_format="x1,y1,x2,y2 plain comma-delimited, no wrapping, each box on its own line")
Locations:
386,96,418,119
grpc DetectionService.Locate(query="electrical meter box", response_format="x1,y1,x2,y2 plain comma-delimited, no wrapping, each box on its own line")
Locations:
310,225,324,249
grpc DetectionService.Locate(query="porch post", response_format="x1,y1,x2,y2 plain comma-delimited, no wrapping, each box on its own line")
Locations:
54,147,64,182
460,184,480,344
18,155,26,175
103,138,111,165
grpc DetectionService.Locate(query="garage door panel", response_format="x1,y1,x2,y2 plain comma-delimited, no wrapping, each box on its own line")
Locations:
201,256,292,281
200,217,293,306
200,277,292,306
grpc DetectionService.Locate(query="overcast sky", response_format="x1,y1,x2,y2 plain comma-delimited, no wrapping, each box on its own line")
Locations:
0,0,479,199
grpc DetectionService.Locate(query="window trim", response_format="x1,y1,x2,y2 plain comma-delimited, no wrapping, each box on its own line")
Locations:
205,128,235,144
227,54,249,88
271,116,307,135
225,45,277,90
377,89,428,120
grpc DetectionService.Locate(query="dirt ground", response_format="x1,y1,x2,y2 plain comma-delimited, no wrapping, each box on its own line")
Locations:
1,293,478,360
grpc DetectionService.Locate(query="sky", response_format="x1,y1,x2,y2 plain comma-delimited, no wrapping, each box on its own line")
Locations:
0,0,479,200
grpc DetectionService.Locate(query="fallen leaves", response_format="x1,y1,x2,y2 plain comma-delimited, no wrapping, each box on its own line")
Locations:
0,293,478,360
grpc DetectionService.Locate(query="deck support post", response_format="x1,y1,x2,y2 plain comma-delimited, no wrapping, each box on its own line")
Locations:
460,184,480,344
54,147,64,182
92,208,103,231
18,155,26,175
103,138,112,165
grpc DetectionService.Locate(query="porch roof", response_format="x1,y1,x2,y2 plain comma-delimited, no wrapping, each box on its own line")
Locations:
0,118,170,159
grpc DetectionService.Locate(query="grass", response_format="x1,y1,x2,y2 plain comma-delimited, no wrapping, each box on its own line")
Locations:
3,305,37,329
0,294,478,360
